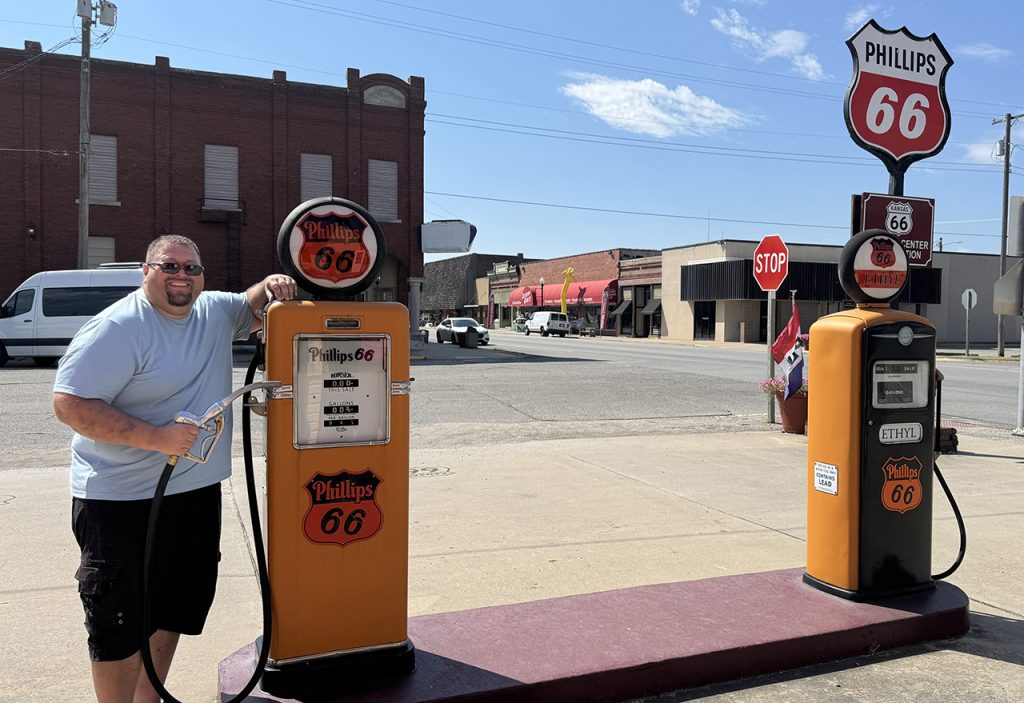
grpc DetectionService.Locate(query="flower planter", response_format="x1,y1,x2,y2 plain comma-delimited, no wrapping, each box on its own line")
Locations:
777,393,808,434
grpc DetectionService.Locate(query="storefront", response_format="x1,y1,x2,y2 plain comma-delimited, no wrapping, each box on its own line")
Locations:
509,280,619,332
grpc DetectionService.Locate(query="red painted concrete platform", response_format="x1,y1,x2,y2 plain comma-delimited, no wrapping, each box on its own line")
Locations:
218,568,969,702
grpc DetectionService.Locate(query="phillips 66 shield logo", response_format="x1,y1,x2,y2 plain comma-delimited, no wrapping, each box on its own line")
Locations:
295,208,373,284
277,197,386,298
845,20,953,171
303,469,383,547
881,456,923,514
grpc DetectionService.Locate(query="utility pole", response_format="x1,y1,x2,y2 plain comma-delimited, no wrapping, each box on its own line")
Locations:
78,1,92,269
993,112,1024,356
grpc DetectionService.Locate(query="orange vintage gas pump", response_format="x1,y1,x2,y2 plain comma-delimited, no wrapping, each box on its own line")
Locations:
804,229,956,600
259,197,414,694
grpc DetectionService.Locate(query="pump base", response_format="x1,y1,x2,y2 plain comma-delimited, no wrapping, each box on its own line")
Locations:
259,639,415,698
803,571,936,602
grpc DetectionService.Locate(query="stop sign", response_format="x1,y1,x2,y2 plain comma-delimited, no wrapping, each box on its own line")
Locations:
753,235,789,292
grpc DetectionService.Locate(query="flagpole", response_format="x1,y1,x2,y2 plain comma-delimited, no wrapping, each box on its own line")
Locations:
767,289,776,424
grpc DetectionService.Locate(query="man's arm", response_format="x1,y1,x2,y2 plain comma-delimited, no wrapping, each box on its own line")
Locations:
53,393,200,457
245,274,299,332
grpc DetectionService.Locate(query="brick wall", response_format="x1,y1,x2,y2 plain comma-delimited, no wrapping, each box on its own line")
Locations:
0,44,425,300
518,250,621,286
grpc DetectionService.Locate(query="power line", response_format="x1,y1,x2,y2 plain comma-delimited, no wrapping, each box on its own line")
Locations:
425,117,1001,174
363,0,1024,113
268,0,998,120
423,190,999,239
428,112,999,170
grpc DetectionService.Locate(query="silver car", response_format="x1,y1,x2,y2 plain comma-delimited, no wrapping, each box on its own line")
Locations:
436,317,490,345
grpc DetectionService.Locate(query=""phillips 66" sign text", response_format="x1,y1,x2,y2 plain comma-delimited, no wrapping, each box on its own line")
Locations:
844,20,953,174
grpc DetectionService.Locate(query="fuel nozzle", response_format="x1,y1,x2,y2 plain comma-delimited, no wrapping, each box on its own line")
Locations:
173,381,281,463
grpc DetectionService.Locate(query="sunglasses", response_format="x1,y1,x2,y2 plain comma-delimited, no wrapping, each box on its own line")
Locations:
147,262,205,276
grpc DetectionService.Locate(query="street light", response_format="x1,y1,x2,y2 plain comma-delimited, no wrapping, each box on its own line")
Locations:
539,277,545,309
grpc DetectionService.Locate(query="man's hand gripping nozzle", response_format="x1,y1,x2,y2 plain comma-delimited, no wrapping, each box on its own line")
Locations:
172,382,282,463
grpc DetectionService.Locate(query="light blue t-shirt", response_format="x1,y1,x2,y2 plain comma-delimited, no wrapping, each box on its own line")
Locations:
54,289,253,500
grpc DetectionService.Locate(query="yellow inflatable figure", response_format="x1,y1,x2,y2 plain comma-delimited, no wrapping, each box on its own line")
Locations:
560,267,575,315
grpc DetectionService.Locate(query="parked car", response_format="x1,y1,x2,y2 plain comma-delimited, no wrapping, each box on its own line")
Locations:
525,311,569,337
436,317,490,345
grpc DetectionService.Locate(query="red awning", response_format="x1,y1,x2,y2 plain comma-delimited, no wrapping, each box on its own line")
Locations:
542,279,617,306
508,287,536,306
509,280,618,307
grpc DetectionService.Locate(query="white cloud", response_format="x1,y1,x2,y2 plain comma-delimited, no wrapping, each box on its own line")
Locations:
711,8,825,80
561,73,750,138
961,140,998,164
844,4,878,32
955,42,1012,63
680,0,700,16
844,4,895,32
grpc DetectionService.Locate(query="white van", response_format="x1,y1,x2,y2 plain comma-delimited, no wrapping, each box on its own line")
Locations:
525,311,570,337
0,265,142,366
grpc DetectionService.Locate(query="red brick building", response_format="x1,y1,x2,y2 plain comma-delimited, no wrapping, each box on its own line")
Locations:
0,41,425,302
500,248,660,336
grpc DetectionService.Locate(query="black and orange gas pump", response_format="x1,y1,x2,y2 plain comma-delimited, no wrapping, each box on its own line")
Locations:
142,197,414,702
804,229,966,600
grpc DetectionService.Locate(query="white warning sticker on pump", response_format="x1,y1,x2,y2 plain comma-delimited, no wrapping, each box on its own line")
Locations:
814,462,839,495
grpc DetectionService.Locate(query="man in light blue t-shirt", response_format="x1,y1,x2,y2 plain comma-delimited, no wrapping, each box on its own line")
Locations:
53,235,296,703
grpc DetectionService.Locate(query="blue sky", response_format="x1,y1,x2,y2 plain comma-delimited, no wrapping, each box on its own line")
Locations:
3,1,1021,262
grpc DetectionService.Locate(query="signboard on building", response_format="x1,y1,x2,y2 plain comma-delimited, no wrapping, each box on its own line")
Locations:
859,192,934,267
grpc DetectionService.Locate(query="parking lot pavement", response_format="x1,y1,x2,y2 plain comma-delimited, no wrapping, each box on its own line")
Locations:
2,339,1022,702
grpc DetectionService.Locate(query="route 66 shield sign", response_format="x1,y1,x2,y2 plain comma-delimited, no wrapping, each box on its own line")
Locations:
845,20,953,172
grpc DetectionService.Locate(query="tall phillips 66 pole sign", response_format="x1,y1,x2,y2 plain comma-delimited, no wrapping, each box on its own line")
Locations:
845,20,953,193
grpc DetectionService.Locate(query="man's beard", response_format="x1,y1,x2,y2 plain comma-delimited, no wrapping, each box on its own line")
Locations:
165,287,194,308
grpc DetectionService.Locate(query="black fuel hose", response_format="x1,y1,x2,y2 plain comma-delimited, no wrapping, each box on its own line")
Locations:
141,352,272,702
931,462,967,580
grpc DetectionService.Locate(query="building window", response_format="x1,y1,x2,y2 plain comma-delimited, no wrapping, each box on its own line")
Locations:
368,159,398,221
204,144,239,210
300,153,332,201
363,85,406,108
89,135,118,205
87,236,116,268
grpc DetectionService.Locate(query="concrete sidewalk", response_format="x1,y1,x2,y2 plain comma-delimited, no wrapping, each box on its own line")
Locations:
1,341,1022,702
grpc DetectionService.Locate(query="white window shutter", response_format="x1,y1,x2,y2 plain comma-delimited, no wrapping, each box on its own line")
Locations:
89,135,117,203
204,145,239,209
368,159,398,221
301,153,332,201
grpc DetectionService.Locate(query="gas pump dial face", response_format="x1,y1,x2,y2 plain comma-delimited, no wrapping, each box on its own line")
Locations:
277,197,386,298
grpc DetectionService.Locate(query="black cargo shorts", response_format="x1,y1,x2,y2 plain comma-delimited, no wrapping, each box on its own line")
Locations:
71,483,222,661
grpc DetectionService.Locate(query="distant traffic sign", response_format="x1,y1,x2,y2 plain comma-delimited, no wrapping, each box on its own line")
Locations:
961,288,977,311
753,235,789,292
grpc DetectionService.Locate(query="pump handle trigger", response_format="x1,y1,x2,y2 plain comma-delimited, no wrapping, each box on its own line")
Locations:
171,382,281,464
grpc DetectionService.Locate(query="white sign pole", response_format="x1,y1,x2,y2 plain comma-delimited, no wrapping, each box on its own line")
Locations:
1017,319,1024,434
767,290,776,424
965,297,971,357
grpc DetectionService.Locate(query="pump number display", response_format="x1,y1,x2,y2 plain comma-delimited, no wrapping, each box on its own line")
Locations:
872,360,929,409
294,336,390,447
